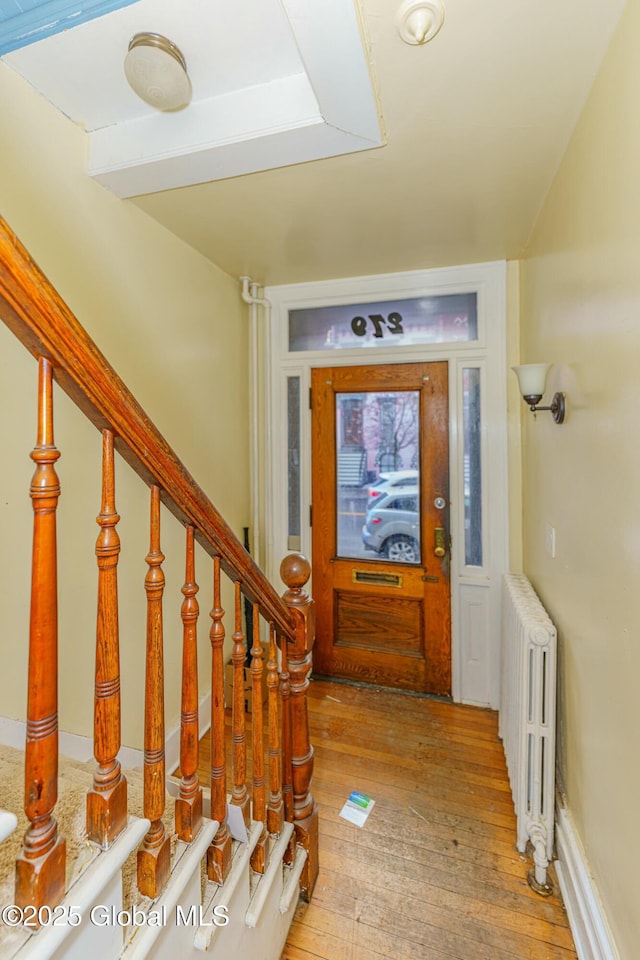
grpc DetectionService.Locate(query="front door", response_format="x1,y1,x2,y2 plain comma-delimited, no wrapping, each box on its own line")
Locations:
311,361,451,695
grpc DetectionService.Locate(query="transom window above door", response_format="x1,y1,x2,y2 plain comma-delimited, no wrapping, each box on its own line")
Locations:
288,293,478,352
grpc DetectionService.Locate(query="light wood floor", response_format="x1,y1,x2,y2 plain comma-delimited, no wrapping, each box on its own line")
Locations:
197,678,577,960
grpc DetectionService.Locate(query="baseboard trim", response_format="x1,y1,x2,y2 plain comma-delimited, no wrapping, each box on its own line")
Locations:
0,691,211,775
555,804,619,960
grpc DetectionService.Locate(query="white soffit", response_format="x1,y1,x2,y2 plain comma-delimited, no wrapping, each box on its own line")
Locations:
2,0,383,198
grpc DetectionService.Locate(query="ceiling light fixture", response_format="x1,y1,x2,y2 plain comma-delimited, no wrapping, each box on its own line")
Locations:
124,33,192,112
512,364,566,424
397,0,445,45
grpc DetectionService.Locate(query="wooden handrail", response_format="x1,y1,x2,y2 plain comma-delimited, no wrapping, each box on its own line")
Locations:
0,217,295,640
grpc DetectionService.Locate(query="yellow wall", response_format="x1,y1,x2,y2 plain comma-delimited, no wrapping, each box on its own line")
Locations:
506,260,523,574
520,1,640,953
0,63,250,749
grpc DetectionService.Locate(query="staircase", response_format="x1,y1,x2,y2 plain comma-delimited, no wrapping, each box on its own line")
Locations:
0,217,318,960
337,448,366,487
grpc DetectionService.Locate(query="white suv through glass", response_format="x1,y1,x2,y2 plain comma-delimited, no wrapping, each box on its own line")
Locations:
361,488,420,563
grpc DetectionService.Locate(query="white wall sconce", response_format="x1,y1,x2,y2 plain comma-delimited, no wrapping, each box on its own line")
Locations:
512,364,566,424
124,33,192,111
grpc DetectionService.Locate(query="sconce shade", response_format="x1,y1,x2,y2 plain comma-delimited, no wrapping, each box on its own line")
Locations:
512,363,550,401
512,363,565,424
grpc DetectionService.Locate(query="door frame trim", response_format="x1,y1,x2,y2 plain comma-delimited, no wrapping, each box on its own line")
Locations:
263,260,509,708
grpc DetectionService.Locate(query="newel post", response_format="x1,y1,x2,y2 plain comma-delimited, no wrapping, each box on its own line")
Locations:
280,553,319,900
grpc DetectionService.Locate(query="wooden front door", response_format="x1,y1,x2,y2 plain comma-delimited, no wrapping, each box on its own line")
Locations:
311,362,451,696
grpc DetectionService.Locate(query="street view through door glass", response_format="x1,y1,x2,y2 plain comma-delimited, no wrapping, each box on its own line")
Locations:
336,391,421,563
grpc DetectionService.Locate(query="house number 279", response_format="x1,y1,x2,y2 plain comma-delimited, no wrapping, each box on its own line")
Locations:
350,312,404,338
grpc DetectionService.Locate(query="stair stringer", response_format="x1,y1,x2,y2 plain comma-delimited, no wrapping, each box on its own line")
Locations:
3,793,305,960
192,824,306,960
164,778,305,960
119,818,218,960
9,817,149,960
0,808,18,844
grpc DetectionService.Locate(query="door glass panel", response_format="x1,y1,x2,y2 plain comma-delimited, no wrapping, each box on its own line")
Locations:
463,368,482,566
289,293,477,352
336,391,421,562
287,376,301,551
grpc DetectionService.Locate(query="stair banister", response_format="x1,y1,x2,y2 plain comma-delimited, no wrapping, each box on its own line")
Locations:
249,601,267,875
266,624,285,838
176,522,204,842
15,356,67,912
280,555,319,900
0,217,294,639
0,214,319,917
230,582,251,827
86,427,128,847
207,557,233,884
138,484,171,898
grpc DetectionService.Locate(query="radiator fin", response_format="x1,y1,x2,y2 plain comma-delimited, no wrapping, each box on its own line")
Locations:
499,574,557,892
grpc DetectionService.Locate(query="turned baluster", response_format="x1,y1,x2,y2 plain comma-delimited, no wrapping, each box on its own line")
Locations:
266,623,284,838
281,553,319,900
280,625,295,866
230,581,251,827
175,523,203,841
87,428,127,847
250,602,267,873
137,485,171,898
15,357,66,911
207,557,232,883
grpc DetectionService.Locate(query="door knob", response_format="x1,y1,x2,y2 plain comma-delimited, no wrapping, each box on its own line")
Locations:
434,527,446,558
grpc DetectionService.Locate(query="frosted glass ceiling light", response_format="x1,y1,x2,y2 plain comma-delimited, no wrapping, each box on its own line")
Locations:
397,0,445,45
512,364,566,424
124,33,192,111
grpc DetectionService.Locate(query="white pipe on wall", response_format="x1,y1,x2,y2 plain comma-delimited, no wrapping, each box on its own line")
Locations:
239,276,271,571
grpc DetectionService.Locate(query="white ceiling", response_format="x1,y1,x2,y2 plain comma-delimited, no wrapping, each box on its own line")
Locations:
1,0,628,285
2,0,383,197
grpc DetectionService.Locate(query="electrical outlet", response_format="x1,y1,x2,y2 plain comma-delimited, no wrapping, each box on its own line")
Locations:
545,523,556,559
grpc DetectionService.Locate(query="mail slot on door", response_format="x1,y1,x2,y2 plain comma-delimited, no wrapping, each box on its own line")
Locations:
352,570,404,588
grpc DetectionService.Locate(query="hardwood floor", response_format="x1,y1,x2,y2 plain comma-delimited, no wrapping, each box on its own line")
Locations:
197,678,577,960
